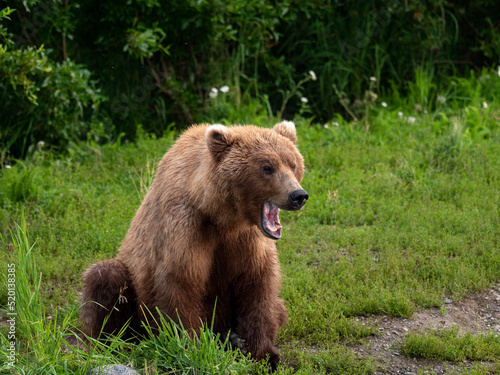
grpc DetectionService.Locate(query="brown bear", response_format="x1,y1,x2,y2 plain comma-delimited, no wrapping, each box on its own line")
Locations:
80,121,308,370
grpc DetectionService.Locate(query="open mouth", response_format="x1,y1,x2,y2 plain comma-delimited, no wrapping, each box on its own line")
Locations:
261,202,282,240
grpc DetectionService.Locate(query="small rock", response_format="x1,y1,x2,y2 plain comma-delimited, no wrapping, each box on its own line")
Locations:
91,364,139,375
444,298,453,304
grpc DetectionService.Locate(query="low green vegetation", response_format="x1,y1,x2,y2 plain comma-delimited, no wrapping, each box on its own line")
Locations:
278,345,377,375
400,326,500,362
1,68,500,373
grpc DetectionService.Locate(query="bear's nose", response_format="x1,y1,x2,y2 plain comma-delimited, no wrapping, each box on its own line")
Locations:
289,189,309,209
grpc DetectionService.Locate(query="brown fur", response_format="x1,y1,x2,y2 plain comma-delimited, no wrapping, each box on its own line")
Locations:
80,122,307,369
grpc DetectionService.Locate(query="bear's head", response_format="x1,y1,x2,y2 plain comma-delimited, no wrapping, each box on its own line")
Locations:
205,121,308,240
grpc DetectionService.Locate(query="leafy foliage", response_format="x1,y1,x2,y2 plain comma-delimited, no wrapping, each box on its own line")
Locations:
1,0,500,159
0,5,103,159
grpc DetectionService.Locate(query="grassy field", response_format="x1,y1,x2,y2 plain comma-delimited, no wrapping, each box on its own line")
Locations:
1,72,500,373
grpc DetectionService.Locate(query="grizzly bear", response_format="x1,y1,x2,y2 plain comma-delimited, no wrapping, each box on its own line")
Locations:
80,121,308,370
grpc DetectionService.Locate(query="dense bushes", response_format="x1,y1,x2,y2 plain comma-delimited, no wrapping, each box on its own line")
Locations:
1,0,499,159
0,6,102,160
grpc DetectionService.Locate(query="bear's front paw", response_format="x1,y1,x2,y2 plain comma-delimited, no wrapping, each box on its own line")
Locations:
225,332,248,355
268,352,280,373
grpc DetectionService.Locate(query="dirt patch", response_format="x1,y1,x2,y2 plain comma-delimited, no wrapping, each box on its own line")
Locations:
350,285,500,374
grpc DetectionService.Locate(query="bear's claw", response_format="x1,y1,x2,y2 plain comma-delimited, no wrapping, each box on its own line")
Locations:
225,332,248,355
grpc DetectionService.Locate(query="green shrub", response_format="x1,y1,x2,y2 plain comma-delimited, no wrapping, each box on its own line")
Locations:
0,3,103,159
0,48,103,158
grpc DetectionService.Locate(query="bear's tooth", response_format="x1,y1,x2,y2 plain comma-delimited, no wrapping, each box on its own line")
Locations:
267,221,277,231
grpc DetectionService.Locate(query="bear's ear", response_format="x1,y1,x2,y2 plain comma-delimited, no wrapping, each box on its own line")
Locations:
205,124,234,161
273,121,297,144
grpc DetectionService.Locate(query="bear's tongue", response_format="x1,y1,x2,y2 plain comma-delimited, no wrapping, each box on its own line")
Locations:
263,202,282,239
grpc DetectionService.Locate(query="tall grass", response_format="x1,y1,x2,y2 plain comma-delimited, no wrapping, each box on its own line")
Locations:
133,307,255,374
0,217,142,374
0,216,87,373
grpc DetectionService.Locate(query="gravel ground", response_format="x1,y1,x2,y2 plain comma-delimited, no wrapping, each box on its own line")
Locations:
349,285,500,374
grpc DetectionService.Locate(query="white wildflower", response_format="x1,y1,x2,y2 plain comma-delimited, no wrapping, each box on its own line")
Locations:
209,87,218,99
323,124,329,128
423,110,428,114
309,70,317,81
301,97,308,103
398,111,403,118
498,65,500,77
437,95,446,104
415,104,422,111
479,75,490,83
407,116,416,124
37,140,45,148
332,122,339,127
5,165,11,169
370,76,377,82
219,85,230,93
381,102,387,108
483,101,488,109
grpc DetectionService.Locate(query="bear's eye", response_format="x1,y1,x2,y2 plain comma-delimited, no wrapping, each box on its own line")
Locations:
291,164,296,172
262,165,275,175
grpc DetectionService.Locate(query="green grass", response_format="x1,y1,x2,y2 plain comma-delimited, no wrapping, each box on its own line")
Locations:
400,326,500,362
0,217,107,374
132,307,256,374
278,344,376,375
277,112,500,347
1,71,500,373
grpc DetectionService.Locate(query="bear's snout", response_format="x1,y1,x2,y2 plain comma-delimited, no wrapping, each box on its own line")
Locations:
288,189,308,209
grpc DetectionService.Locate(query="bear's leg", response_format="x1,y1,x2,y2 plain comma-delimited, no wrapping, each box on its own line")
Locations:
80,258,138,340
149,275,210,335
233,278,286,371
